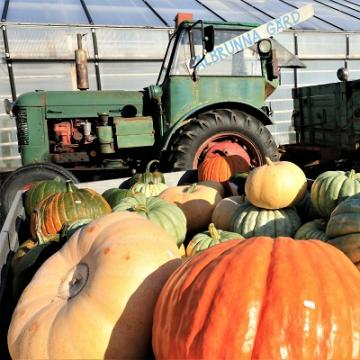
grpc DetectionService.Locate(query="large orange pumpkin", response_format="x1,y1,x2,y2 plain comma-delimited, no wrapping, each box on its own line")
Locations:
8,212,181,359
245,157,307,209
153,237,360,359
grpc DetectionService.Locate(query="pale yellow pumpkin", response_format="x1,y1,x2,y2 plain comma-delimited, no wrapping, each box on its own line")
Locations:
211,195,245,231
8,212,181,359
245,157,307,209
159,183,222,233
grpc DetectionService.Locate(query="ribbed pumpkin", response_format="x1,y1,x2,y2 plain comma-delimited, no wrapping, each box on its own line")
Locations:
8,212,181,359
197,180,225,197
159,183,222,234
153,237,360,359
231,201,301,238
326,192,360,269
311,169,360,219
198,153,250,183
113,194,187,247
211,195,245,231
126,160,168,197
294,219,328,241
186,223,242,256
30,181,111,242
245,158,307,209
102,188,133,208
130,181,168,197
24,177,67,217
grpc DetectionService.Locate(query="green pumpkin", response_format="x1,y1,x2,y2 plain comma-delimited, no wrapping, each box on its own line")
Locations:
186,223,242,256
130,160,165,186
25,177,67,217
130,182,168,197
113,194,187,246
326,193,360,270
230,201,301,238
311,169,360,219
31,181,111,243
102,188,133,208
294,190,320,223
294,219,328,241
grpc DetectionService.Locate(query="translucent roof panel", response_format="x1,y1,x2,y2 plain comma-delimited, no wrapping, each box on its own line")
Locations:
146,0,221,27
6,0,89,24
231,0,338,31
200,0,269,23
84,0,164,26
286,0,360,31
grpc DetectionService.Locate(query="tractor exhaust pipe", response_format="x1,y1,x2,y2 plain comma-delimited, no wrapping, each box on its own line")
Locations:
75,33,89,91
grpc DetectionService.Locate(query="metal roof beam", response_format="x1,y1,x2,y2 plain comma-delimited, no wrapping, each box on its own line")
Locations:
195,0,227,21
141,0,169,27
1,0,10,22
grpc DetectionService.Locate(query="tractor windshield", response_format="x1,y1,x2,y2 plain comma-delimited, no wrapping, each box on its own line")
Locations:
171,28,262,77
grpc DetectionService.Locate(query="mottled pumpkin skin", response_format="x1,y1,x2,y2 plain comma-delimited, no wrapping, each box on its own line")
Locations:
8,212,182,359
25,178,67,217
294,219,329,241
130,182,168,197
326,192,360,269
231,201,301,238
31,182,111,241
153,237,360,359
198,155,250,183
245,158,307,210
102,188,132,208
311,170,360,219
186,223,242,256
113,194,187,246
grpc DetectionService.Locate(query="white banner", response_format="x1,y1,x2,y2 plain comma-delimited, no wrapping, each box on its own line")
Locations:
194,4,315,71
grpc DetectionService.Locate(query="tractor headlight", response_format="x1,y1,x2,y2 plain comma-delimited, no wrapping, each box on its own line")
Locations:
257,39,272,57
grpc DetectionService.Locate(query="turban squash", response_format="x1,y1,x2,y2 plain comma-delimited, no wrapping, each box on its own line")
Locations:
8,212,181,359
153,237,360,359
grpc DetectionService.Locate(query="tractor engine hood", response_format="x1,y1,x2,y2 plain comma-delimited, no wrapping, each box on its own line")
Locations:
13,90,147,119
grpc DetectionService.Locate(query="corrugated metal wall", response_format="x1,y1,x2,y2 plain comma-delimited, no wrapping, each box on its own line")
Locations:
1,0,360,171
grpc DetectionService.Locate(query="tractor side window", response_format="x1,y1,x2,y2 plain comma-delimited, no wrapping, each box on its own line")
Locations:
170,28,262,77
157,32,177,84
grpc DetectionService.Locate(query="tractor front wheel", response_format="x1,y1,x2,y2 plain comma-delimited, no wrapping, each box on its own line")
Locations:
168,108,279,170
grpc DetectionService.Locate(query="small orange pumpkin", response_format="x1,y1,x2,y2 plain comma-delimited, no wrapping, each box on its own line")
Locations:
198,154,250,183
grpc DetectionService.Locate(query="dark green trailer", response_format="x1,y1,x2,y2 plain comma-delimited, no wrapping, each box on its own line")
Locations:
282,78,360,169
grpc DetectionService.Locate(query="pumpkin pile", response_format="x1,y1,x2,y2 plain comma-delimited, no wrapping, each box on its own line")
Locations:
7,158,360,359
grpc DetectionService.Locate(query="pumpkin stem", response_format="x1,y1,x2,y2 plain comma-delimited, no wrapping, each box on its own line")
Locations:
265,157,274,166
185,183,198,193
208,223,220,241
145,159,160,172
348,169,356,179
65,180,75,193
132,204,148,213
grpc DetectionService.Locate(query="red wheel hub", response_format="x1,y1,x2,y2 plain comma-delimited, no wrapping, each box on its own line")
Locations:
205,141,251,164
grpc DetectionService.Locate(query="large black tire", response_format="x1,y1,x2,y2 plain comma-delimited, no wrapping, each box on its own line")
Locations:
0,163,79,224
168,108,280,170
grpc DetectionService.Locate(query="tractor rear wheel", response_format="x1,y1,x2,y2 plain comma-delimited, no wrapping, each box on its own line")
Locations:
0,163,79,225
168,108,279,170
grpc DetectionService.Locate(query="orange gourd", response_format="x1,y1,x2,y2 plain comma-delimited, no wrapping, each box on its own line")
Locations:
159,183,222,233
198,154,250,183
8,212,181,359
245,157,307,209
153,237,360,359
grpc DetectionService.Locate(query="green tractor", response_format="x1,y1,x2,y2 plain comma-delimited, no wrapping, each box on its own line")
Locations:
1,13,305,218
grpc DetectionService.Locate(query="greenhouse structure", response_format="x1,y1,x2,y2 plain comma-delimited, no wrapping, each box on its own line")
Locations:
0,0,360,171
